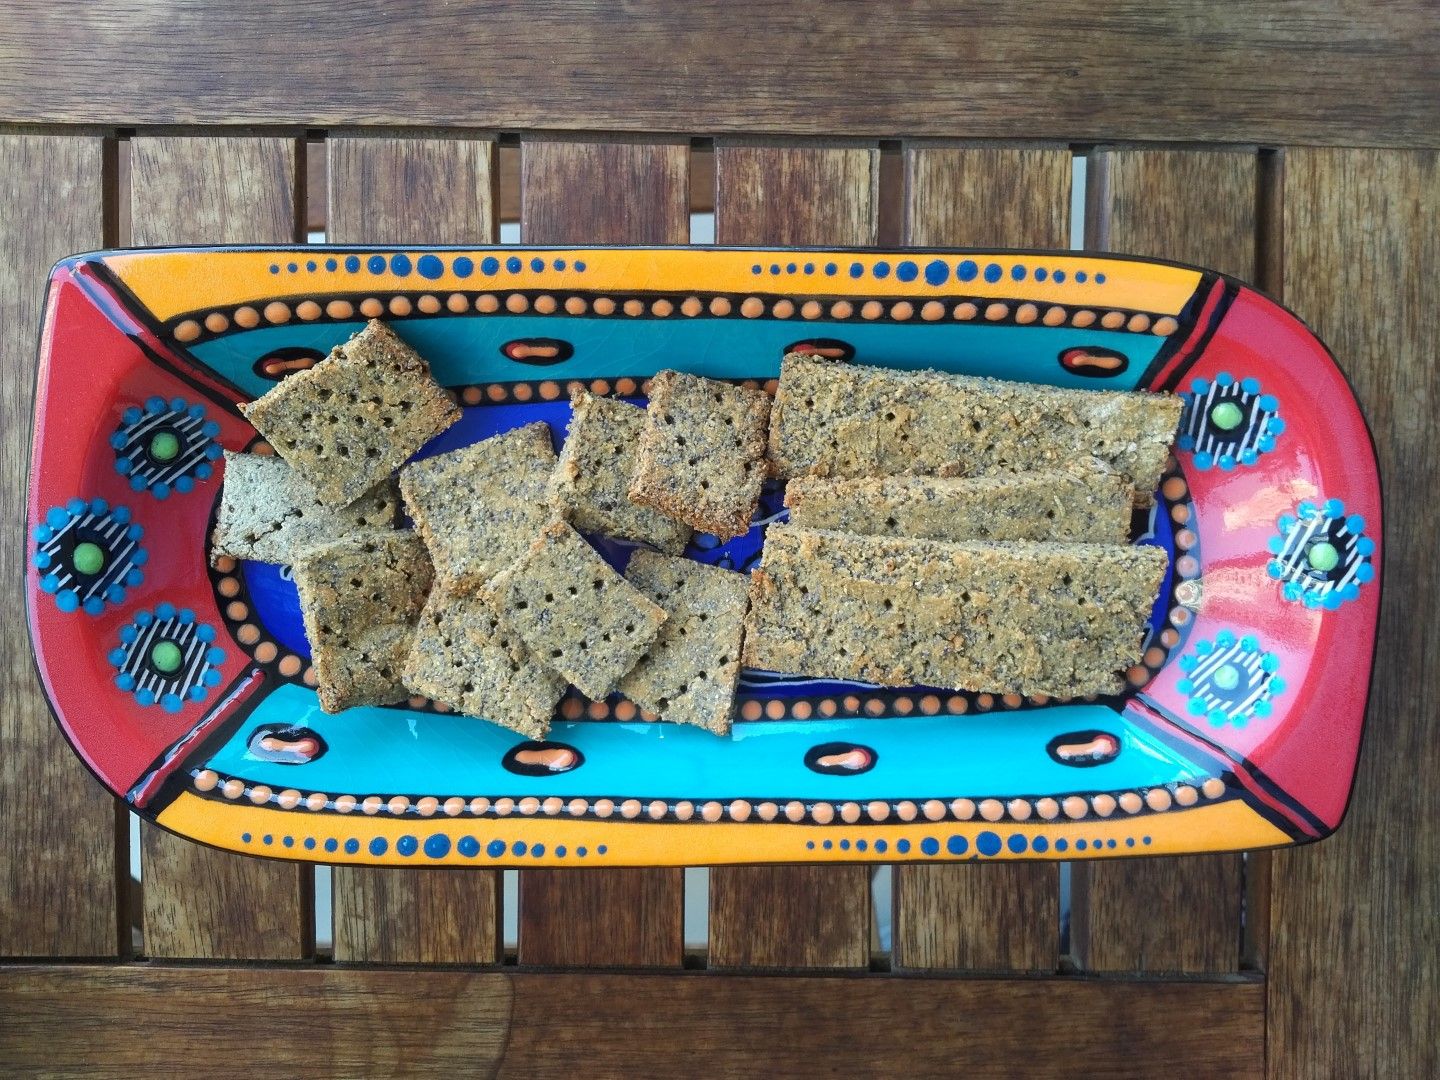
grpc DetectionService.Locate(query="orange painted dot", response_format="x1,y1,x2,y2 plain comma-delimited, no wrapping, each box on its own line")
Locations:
917,695,940,716
952,798,976,820
444,293,469,313
1127,666,1151,687
824,300,851,320
740,297,765,318
893,696,914,716
860,300,884,320
710,297,732,316
730,800,753,822
217,577,240,598
675,801,695,821
864,698,885,717
1062,796,1089,819
296,300,323,321
757,802,778,822
334,794,357,814
388,796,410,815
249,785,272,806
920,300,946,321
1070,309,1096,328
1143,647,1167,668
1101,310,1126,329
173,319,202,342
360,298,385,317
639,709,659,722
790,700,813,720
896,801,918,822
263,302,291,324
587,701,609,720
506,294,529,314
585,297,613,317
1175,529,1198,552
494,798,515,816
1015,303,1039,324
1146,788,1173,812
541,797,562,816
470,797,491,815
811,802,834,824
740,700,763,721
233,306,260,328
204,312,230,333
484,384,506,403
612,377,636,395
1030,694,1050,707
475,294,499,313
1118,792,1143,814
1175,785,1198,807
1035,798,1060,820
1008,799,1032,821
213,555,237,573
840,802,861,824
976,694,994,711
954,302,979,322
1171,504,1190,524
765,700,787,720
320,299,353,320
594,799,616,818
979,799,1004,822
564,295,588,315
1001,693,1022,709
681,296,703,317
1091,793,1117,817
1127,313,1151,333
222,778,245,800
194,770,219,792
1176,555,1200,577
306,792,329,812
922,799,946,822
1043,306,1068,327
613,699,637,722
619,298,641,316
763,379,778,395
984,302,1008,321
1162,476,1189,501
1202,778,1226,799
766,298,792,319
387,296,412,317
533,294,557,314
801,300,823,320
415,294,442,314
460,386,482,405
226,600,249,621
1153,316,1179,335
818,699,837,717
946,695,969,714
237,624,260,645
836,696,856,713
1160,628,1180,647
414,796,439,817
891,301,914,321
621,799,642,819
649,800,669,820
254,641,278,663
868,800,890,822
444,797,466,816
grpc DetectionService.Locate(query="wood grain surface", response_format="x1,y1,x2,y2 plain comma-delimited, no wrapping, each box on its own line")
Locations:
0,134,126,958
325,135,503,965
0,963,1265,1078
1068,149,1254,975
1267,147,1439,1079
707,143,876,971
1,2,1438,149
889,146,1068,973
129,136,313,960
515,138,688,968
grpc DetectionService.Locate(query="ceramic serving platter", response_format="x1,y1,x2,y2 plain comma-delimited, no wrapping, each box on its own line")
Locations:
26,246,1380,868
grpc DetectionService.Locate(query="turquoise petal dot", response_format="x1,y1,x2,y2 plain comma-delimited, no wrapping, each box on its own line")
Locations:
127,523,143,540
146,397,165,413
83,597,105,615
1196,640,1213,655
1325,593,1345,610
1356,563,1375,583
189,686,206,701
116,458,133,476
1176,679,1193,694
1268,677,1287,694
157,603,175,619
1194,452,1214,470
136,610,153,626
197,624,216,643
1176,435,1195,451
1235,717,1249,728
33,551,50,569
202,421,221,437
1218,454,1236,471
123,407,141,423
1323,498,1344,516
195,464,213,480
46,507,69,528
1261,654,1280,672
1267,562,1283,579
1191,379,1210,393
1241,635,1258,651
1217,630,1235,647
56,591,79,612
136,689,155,707
1267,536,1284,554
1216,372,1234,387
110,432,127,449
1357,538,1375,556
40,574,59,593
33,524,53,542
120,625,137,643
1284,582,1302,601
174,476,193,494
1346,515,1366,533
1240,449,1258,465
1298,500,1316,516
1179,655,1197,671
1188,698,1207,715
130,475,147,491
1341,583,1360,600
108,648,126,665
1256,435,1276,453
187,403,205,419
132,549,149,566
1252,700,1272,717
1279,514,1296,530
207,647,226,665
1241,377,1260,393
152,483,170,499
203,669,221,686
1208,708,1227,727
1303,593,1322,609
1259,394,1278,411
179,608,195,624
1268,417,1286,434
116,674,135,691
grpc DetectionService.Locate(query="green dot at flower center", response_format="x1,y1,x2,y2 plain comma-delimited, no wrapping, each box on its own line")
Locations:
148,431,181,462
1213,664,1241,691
1210,401,1245,431
72,541,105,575
150,641,183,674
1307,541,1341,572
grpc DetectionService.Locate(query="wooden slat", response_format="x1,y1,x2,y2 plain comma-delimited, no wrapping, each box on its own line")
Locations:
890,146,1069,973
325,134,502,965
707,143,876,971
0,134,126,958
0,963,1266,1078
1068,149,1255,975
1268,148,1440,1079
129,135,312,960
515,138,688,968
2,3,1439,149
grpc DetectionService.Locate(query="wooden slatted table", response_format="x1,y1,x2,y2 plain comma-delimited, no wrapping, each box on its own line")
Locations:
1,5,1436,1076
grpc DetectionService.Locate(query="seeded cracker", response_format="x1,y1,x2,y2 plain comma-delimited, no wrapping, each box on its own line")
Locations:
743,524,1166,697
484,521,667,700
630,370,771,540
211,451,398,566
403,587,565,739
784,466,1132,544
293,531,434,713
242,320,460,505
619,551,750,736
399,422,558,588
548,389,690,552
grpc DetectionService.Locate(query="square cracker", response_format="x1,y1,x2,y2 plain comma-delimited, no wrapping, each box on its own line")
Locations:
484,520,667,700
629,370,770,540
293,531,434,713
211,451,398,566
548,389,690,553
242,319,460,505
399,422,558,589
403,587,565,739
619,551,749,736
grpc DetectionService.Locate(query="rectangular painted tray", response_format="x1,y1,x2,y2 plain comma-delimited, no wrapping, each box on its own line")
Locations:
26,246,1380,868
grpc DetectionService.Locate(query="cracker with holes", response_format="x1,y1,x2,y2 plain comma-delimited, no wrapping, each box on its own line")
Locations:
402,587,565,739
241,319,460,505
400,422,558,589
629,370,771,540
618,551,749,736
548,389,691,553
293,531,434,713
483,521,667,701
211,451,399,566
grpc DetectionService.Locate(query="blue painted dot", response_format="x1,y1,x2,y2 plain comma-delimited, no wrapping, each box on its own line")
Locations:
555,846,567,858
511,840,527,856
449,256,473,278
839,839,851,851
417,254,444,279
1075,271,1087,283
1032,837,1049,854
262,834,273,845
824,262,838,276
1053,270,1066,283
921,837,940,856
529,257,544,273
505,256,522,273
806,840,815,850
282,836,295,848
946,835,968,855
1126,837,1135,847
597,846,607,855
573,261,586,272
957,260,978,282
397,835,418,856
390,254,412,276
530,843,545,858
803,262,814,274
1096,273,1106,284
751,264,762,274
304,837,316,850
486,839,505,858
345,255,360,272
577,847,588,857
325,258,337,271
458,837,480,858
305,260,317,272
983,263,1002,283
873,261,891,279
286,263,298,273
896,260,918,282
977,831,1002,856
1056,839,1068,852
269,265,279,275
1076,839,1088,850
770,263,781,275
786,262,797,274
344,839,360,854
241,832,252,843
856,839,867,851
367,255,386,274
160,693,182,713
425,834,452,859
369,837,388,856
1007,834,1027,854
1010,264,1026,281
1143,836,1152,846
325,838,339,853
923,259,949,286
897,839,911,854
849,262,864,278
553,259,566,271
822,839,833,850
874,839,888,853
1106,839,1117,849
481,256,499,275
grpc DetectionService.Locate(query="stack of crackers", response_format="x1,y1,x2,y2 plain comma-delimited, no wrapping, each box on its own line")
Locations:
216,320,769,738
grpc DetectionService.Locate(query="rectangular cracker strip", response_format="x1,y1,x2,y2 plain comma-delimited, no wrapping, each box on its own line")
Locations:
211,451,398,566
484,521,667,700
784,466,1132,544
293,531,434,713
767,353,1182,502
241,319,460,505
619,551,750,736
742,524,1166,697
402,587,565,739
629,370,771,540
399,421,558,589
548,389,690,552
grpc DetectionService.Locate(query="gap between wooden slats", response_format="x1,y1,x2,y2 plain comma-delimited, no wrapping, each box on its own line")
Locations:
129,135,314,961
325,135,504,965
1068,148,1255,975
706,141,878,971
0,133,128,958
888,146,1068,974
513,137,689,969
1267,147,1440,1080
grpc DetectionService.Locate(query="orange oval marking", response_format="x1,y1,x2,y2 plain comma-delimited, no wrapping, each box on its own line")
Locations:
512,747,578,771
